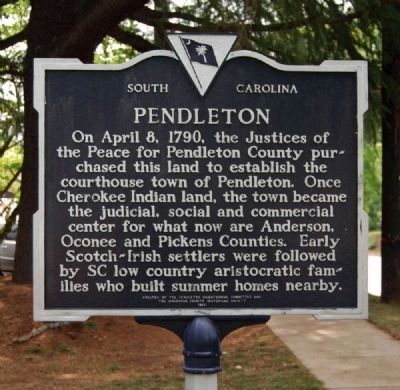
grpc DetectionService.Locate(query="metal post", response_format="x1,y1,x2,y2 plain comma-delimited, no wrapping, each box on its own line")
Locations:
135,315,270,389
185,373,218,390
183,317,221,390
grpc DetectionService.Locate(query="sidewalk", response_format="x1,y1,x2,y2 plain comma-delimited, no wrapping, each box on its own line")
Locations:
268,256,400,390
269,315,400,389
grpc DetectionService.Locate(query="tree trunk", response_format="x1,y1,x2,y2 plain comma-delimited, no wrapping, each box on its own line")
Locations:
381,4,400,302
13,1,91,283
13,0,148,283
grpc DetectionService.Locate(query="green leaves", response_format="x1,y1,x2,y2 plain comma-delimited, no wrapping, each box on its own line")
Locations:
364,143,382,230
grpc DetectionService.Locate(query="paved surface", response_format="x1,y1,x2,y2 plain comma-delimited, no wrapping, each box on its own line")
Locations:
368,255,381,297
269,256,400,390
269,315,400,389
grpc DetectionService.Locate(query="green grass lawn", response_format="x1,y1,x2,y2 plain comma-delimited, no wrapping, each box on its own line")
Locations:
219,335,323,390
369,295,400,340
88,328,324,390
368,230,381,251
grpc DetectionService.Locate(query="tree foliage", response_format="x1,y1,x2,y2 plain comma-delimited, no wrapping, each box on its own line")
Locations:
0,0,26,235
364,143,382,231
0,1,384,142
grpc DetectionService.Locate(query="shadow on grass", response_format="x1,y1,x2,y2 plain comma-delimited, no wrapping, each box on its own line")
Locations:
369,295,400,340
88,329,323,390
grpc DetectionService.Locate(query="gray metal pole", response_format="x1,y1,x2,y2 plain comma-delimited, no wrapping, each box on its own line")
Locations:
185,373,218,390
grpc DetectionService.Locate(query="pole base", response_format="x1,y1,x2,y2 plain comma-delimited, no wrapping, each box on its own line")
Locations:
185,373,218,390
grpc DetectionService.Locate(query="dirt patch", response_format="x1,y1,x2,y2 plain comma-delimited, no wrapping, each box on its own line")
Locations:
0,274,272,389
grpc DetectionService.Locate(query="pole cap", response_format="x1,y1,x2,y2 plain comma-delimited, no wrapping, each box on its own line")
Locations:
183,317,222,374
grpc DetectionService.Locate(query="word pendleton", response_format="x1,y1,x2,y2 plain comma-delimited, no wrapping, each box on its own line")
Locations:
132,107,271,124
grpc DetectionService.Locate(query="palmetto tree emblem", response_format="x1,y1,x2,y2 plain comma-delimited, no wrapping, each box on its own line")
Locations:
180,38,218,68
195,45,208,63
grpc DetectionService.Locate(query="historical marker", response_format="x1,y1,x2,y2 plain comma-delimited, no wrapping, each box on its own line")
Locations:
33,34,368,321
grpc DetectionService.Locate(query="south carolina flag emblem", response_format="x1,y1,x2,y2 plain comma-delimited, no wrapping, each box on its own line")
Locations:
181,38,218,67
